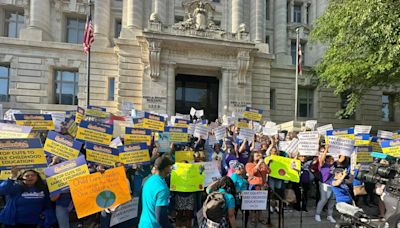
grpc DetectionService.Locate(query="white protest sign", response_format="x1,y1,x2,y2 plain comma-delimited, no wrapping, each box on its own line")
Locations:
354,125,372,135
238,128,255,141
377,130,394,139
188,124,195,135
208,135,218,146
214,126,226,141
121,101,134,116
263,126,278,136
195,110,204,118
252,122,263,133
41,111,65,132
241,190,268,210
175,113,190,120
110,137,123,149
265,121,276,128
317,124,333,136
305,120,318,130
328,136,354,157
298,131,319,156
194,125,209,140
279,141,290,152
200,161,221,187
285,138,299,155
190,107,196,116
110,197,139,227
131,109,145,119
4,109,21,121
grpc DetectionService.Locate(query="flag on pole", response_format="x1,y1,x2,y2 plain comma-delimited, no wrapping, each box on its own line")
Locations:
297,32,302,76
83,15,94,54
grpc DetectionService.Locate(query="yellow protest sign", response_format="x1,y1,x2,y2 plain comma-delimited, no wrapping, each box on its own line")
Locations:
142,113,165,132
86,142,119,167
125,128,152,146
170,163,204,192
86,106,107,119
75,121,113,145
0,123,32,139
44,131,82,160
175,151,194,163
237,118,250,129
166,127,188,143
243,107,263,122
69,167,131,219
118,143,150,165
356,152,373,163
14,114,55,131
75,107,85,124
267,155,300,183
0,168,46,180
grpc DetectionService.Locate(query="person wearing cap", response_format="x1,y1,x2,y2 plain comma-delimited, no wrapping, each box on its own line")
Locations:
230,162,249,228
330,167,354,204
139,156,174,228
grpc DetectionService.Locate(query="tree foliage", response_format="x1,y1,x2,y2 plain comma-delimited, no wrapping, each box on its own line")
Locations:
311,0,400,117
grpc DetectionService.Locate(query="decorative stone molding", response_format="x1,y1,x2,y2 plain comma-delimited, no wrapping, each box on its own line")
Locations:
147,39,162,81
236,50,250,85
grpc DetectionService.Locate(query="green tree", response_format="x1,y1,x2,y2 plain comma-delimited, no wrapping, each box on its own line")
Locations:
311,0,400,117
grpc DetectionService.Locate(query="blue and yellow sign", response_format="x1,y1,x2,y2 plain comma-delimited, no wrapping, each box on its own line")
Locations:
174,119,189,128
0,123,32,138
165,127,188,143
132,118,144,129
76,106,85,124
14,114,55,131
76,121,113,145
237,118,250,129
142,112,165,132
354,134,371,146
125,128,152,146
86,142,119,167
44,131,82,160
326,128,355,143
243,107,263,122
118,143,150,165
86,106,107,119
381,139,400,157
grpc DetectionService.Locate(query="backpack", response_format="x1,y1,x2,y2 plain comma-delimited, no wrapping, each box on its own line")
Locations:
202,191,227,223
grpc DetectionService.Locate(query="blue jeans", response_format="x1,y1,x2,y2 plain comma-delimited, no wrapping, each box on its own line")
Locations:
56,205,70,228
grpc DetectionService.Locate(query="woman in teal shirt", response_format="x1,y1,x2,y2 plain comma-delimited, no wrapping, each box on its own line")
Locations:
230,163,249,228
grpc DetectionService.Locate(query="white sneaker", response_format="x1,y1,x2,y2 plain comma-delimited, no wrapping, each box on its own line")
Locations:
327,216,336,223
270,206,274,213
275,206,280,213
315,214,321,222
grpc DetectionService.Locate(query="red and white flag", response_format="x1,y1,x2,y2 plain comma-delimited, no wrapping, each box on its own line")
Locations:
297,32,302,75
83,15,94,54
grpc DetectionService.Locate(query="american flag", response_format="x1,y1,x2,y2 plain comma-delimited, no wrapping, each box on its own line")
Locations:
297,32,302,76
83,15,94,54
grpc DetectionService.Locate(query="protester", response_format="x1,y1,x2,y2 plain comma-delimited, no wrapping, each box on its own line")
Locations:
293,155,314,212
230,162,249,228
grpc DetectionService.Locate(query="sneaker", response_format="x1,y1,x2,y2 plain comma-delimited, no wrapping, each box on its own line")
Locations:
315,214,321,222
327,216,336,223
275,206,280,213
270,206,274,213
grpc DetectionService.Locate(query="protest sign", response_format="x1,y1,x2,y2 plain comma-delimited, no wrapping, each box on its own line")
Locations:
195,110,204,118
354,134,371,146
285,138,299,155
75,107,85,124
326,128,355,141
86,142,119,167
377,130,394,140
86,106,107,119
113,120,134,138
45,156,89,196
118,143,150,164
298,131,319,156
175,151,194,163
355,152,373,163
125,128,152,146
0,168,45,180
173,118,189,128
41,111,66,132
170,163,205,192
305,120,317,130
121,101,134,117
237,118,250,129
188,124,195,135
157,132,171,153
214,126,226,141
69,167,131,219
110,197,139,227
199,161,221,187
263,126,278,136
241,190,268,210
76,121,113,145
267,155,300,183
4,109,21,121
354,125,372,135
132,118,144,129
327,136,355,156
66,117,78,137
371,137,383,153
243,107,263,122
208,135,218,146
380,139,400,157
142,112,165,132
109,137,123,149
0,138,47,170
131,110,145,119
0,123,31,138
194,124,208,140
317,124,333,136
14,114,55,131
44,131,83,160
165,127,188,143
238,128,255,141
190,107,196,116
279,141,290,152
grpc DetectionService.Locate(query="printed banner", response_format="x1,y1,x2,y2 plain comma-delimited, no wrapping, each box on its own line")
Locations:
75,107,85,124
0,138,47,170
238,128,255,141
193,125,208,140
45,156,89,196
86,106,107,119
175,151,194,163
110,197,139,227
354,134,371,146
327,136,355,156
14,114,55,131
208,135,218,146
86,142,119,167
199,161,221,187
371,137,383,153
241,191,268,210
317,124,333,136
213,126,226,141
76,121,113,145
44,131,83,160
142,112,165,132
69,167,131,219
0,123,32,138
132,118,144,129
243,107,263,122
118,143,150,165
267,155,300,183
174,119,189,128
326,128,355,142
125,128,152,146
66,117,78,137
354,125,372,135
237,118,250,129
380,139,400,157
377,130,394,140
165,127,188,143
170,163,205,192
298,131,319,156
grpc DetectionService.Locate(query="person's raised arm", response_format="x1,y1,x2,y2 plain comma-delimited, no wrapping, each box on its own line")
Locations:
319,145,329,167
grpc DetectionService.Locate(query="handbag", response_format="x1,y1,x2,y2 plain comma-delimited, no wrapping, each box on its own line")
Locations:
353,185,367,196
284,188,297,203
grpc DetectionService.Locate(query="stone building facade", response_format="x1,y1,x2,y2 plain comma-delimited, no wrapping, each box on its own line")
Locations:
0,0,398,130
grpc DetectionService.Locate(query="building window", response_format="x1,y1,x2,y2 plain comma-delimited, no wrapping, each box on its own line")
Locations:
174,16,184,23
291,40,305,65
293,4,302,23
265,0,270,20
66,16,86,44
270,89,276,110
265,35,270,44
108,78,115,101
298,88,313,117
115,19,122,38
0,66,10,102
382,94,395,122
55,70,79,105
4,10,25,38
306,4,310,24
212,0,220,2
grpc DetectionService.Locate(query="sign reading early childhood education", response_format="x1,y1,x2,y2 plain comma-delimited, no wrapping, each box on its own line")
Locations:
175,151,194,163
0,138,47,170
118,143,150,165
243,107,263,122
298,131,319,156
44,156,89,196
267,155,300,183
354,134,371,146
109,197,140,227
142,112,165,132
76,121,113,145
327,136,355,157
0,123,32,138
380,139,400,157
86,106,107,119
69,167,131,219
125,128,152,146
75,107,85,124
86,142,119,167
44,131,83,160
193,124,208,140
14,114,55,131
241,190,268,210
199,161,221,187
170,163,205,192
165,127,188,143
317,124,333,136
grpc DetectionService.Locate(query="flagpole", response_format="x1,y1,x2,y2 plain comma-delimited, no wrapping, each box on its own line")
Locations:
86,0,92,107
294,28,299,121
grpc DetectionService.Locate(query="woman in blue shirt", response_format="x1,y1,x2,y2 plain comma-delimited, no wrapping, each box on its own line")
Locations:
0,168,53,228
230,163,249,228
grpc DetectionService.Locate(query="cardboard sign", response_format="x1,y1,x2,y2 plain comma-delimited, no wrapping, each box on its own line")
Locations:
380,139,400,157
142,112,165,132
110,197,139,227
125,128,152,146
317,124,333,136
175,151,194,163
44,131,82,160
194,125,208,140
305,120,317,130
86,106,107,119
377,130,394,140
118,143,150,164
45,156,89,196
327,136,355,156
298,131,319,156
214,126,226,141
14,114,55,131
69,167,131,219
86,142,119,167
267,155,300,183
173,118,189,128
165,127,188,143
243,107,263,122
0,138,47,170
76,121,113,145
0,123,32,138
241,190,268,210
199,161,221,187
170,163,205,192
238,128,255,141
354,125,372,135
285,138,299,155
237,118,250,129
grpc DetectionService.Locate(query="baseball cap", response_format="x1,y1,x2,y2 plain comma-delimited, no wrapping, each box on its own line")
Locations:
154,156,174,171
333,167,345,173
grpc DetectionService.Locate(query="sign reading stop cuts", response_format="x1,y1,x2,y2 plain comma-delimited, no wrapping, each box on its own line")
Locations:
241,190,268,210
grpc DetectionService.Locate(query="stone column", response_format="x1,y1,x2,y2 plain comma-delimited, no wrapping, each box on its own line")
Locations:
167,63,176,116
231,0,243,33
301,3,307,24
289,0,294,23
221,68,230,115
154,0,166,24
254,0,264,42
127,0,143,29
274,0,287,55
93,0,110,47
20,0,51,41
